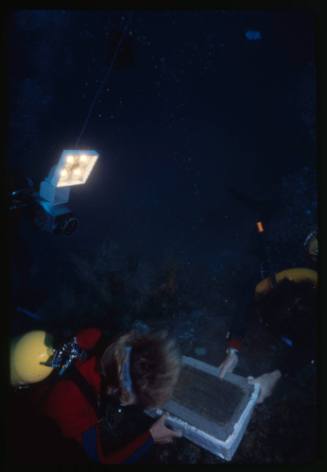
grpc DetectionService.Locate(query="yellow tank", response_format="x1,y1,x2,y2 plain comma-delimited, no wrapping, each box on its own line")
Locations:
10,330,55,386
255,268,318,296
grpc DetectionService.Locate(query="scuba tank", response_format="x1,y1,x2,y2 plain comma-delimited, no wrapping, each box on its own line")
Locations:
11,331,55,387
10,330,87,387
253,221,318,297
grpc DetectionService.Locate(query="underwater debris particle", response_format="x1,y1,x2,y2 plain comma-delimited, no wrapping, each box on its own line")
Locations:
244,30,262,41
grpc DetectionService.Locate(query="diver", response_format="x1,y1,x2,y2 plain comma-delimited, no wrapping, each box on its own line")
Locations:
217,224,318,403
9,391,91,464
19,328,182,464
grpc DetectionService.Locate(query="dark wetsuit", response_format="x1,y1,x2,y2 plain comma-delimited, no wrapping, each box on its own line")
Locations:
226,227,266,351
226,230,317,376
226,264,261,350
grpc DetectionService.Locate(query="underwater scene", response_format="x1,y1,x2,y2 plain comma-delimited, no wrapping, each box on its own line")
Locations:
7,9,318,465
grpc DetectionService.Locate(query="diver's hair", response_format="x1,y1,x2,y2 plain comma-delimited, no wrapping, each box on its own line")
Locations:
101,331,181,408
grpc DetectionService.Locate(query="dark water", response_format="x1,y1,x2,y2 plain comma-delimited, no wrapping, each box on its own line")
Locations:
7,10,316,267
7,9,318,464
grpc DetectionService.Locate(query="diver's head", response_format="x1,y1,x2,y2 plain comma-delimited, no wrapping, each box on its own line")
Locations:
304,230,318,264
100,331,181,408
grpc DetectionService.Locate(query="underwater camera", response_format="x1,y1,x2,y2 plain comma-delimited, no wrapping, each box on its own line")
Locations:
9,149,99,236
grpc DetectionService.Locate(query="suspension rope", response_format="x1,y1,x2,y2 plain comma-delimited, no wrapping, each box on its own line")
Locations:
75,12,134,147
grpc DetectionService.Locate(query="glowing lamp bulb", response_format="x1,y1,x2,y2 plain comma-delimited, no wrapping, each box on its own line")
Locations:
79,154,88,164
60,168,68,179
73,167,82,178
66,155,75,165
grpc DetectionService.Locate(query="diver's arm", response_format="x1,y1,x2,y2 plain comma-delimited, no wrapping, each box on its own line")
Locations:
220,222,270,376
218,289,255,378
226,243,262,352
226,296,254,351
83,414,182,464
218,263,259,379
82,424,154,464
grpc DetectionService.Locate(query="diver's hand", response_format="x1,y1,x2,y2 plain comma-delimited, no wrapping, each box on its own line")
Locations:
248,369,282,404
218,349,239,379
150,413,182,444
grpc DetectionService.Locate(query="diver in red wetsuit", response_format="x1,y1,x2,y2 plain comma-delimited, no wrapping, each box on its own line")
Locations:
40,328,182,464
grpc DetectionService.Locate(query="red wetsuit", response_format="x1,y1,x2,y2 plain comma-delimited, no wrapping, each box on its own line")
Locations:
42,328,154,464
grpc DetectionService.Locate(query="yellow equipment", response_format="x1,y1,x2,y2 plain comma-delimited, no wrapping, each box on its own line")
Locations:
255,268,318,297
10,330,55,386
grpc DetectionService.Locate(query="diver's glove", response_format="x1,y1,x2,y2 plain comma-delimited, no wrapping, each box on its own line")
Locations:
248,370,282,404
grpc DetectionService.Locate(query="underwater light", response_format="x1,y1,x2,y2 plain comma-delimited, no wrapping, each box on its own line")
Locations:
39,149,99,205
256,221,264,233
28,149,100,235
79,154,88,164
66,154,75,165
60,168,69,179
53,150,99,188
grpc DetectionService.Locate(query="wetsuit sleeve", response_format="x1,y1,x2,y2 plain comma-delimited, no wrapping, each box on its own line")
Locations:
44,380,98,441
227,261,261,351
226,226,267,351
82,424,154,464
227,289,255,350
76,328,102,350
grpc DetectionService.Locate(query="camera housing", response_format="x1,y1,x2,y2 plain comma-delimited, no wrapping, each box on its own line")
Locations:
33,198,78,236
9,177,79,236
9,149,98,236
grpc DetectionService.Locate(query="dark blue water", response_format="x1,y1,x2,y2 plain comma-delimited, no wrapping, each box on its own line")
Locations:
7,10,317,317
6,11,318,464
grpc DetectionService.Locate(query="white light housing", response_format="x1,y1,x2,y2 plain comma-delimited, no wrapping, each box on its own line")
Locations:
50,150,99,188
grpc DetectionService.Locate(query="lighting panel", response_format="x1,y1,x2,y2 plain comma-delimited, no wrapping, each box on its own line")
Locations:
51,150,99,188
